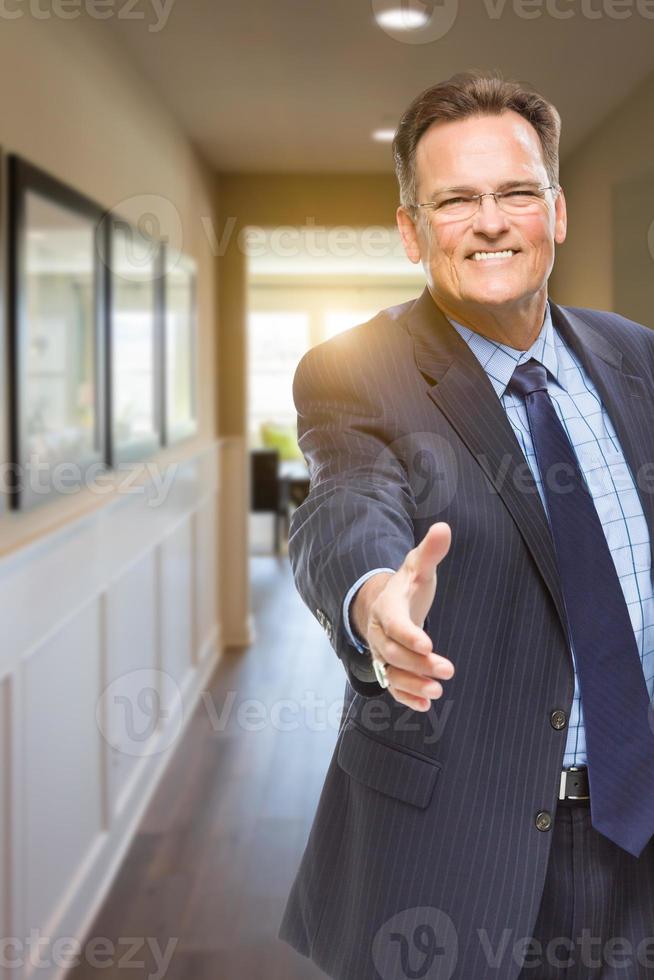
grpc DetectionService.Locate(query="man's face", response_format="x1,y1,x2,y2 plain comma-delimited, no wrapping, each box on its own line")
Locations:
397,110,567,324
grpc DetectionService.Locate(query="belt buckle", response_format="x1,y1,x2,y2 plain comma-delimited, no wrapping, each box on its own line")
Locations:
558,765,589,800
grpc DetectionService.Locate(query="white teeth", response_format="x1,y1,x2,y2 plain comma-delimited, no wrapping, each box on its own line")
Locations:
471,249,515,261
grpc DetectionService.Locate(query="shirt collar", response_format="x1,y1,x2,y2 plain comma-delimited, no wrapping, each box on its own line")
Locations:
446,301,565,399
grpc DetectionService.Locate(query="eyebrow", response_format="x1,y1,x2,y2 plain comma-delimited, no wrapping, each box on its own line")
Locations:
427,179,542,198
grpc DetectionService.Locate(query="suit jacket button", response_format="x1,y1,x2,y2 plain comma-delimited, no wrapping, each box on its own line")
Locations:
535,810,552,832
550,709,567,730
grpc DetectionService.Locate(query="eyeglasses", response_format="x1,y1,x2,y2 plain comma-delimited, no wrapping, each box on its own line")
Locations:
410,184,559,222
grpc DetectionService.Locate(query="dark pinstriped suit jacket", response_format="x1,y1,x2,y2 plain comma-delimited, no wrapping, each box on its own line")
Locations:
278,286,654,980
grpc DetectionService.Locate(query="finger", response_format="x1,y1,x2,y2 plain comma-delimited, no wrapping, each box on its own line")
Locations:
412,521,451,579
369,617,432,657
374,633,455,680
385,664,444,701
389,686,431,712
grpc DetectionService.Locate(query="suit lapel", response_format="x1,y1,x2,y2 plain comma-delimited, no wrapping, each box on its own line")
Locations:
549,301,654,576
405,287,654,650
405,287,569,643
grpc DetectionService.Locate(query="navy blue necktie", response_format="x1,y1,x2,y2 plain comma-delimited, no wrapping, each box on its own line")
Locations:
508,358,654,859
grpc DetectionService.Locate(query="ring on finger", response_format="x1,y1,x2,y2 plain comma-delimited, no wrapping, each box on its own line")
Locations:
372,657,390,689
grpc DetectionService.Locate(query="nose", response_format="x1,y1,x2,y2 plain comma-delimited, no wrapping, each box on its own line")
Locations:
471,194,510,236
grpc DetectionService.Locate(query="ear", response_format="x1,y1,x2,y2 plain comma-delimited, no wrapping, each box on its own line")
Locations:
554,185,567,245
396,206,422,264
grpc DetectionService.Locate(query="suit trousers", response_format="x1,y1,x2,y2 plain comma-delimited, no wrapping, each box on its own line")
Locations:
516,798,654,979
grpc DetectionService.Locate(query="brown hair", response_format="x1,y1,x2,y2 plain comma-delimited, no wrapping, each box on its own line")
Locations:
392,69,561,208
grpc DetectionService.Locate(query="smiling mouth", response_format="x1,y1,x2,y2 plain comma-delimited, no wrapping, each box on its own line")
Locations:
468,249,519,262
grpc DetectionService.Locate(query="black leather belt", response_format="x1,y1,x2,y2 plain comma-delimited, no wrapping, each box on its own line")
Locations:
558,765,590,802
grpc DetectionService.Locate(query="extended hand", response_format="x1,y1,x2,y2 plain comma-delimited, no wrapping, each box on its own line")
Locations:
355,522,455,711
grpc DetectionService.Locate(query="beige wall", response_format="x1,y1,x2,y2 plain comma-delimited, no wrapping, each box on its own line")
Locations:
550,66,654,311
0,14,219,552
216,173,401,437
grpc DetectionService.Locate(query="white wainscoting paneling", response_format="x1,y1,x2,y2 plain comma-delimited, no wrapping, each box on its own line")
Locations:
104,549,159,822
220,436,254,646
0,441,223,980
160,517,193,697
194,494,218,663
22,599,104,959
0,673,11,979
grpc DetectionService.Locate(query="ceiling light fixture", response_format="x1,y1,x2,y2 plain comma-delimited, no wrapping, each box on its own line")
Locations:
372,128,396,142
374,6,430,30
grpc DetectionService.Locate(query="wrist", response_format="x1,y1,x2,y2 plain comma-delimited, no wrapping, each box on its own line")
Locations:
351,571,393,647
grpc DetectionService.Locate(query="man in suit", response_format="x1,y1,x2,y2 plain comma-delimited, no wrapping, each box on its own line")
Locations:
278,70,654,979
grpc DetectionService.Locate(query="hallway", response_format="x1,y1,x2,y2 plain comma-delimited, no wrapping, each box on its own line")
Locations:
68,557,340,979
3,8,654,980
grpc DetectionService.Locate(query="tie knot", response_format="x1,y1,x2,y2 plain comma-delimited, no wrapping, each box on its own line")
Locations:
507,358,548,398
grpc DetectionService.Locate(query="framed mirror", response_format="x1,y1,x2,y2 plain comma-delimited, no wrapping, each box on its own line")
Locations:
7,155,106,510
106,215,163,466
162,249,198,445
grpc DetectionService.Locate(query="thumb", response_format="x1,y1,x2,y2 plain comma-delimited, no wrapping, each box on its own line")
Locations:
413,522,451,578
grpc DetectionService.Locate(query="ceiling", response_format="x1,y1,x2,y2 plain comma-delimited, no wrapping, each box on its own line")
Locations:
111,0,654,174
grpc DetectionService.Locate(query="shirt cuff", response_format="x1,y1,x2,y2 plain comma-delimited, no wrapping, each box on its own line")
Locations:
343,568,396,653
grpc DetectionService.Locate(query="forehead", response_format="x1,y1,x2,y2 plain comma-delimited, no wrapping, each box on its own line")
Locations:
415,110,547,189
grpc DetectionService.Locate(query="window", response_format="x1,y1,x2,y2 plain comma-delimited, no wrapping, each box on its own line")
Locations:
248,311,309,442
323,309,376,340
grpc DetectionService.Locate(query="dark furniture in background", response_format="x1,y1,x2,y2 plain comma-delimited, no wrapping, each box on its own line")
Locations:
249,451,310,554
279,459,310,512
250,448,283,554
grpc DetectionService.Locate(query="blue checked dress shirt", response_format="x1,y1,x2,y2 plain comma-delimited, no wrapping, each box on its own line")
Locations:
342,300,654,767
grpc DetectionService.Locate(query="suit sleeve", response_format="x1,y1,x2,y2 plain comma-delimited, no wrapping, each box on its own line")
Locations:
288,339,417,697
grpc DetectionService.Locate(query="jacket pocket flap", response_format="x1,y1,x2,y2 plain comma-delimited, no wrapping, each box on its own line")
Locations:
337,720,442,809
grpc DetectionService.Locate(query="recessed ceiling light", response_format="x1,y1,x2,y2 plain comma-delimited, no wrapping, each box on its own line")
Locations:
372,128,396,142
375,6,430,30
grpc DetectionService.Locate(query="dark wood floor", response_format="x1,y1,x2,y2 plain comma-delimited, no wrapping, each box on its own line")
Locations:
69,556,342,980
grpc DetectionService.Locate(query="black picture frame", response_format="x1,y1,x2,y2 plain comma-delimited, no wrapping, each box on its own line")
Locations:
0,148,8,518
7,155,107,511
104,213,163,467
161,247,198,446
